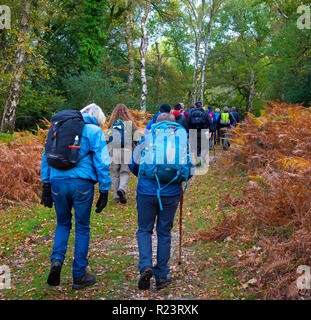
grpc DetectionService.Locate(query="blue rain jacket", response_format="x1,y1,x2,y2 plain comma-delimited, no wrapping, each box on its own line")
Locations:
41,112,112,193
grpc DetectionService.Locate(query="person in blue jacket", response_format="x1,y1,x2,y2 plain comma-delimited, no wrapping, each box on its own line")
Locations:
129,112,192,291
41,103,112,290
144,103,171,135
213,108,221,145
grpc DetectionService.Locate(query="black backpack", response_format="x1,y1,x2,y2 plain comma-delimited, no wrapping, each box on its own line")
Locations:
189,108,206,129
108,119,132,148
44,110,87,170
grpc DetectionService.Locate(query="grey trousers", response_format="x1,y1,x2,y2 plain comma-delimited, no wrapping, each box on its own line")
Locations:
110,149,131,200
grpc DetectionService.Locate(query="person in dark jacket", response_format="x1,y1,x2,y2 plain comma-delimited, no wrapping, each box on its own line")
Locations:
213,108,221,145
187,101,214,161
129,113,192,291
231,107,240,124
41,103,112,290
218,106,235,149
144,104,171,135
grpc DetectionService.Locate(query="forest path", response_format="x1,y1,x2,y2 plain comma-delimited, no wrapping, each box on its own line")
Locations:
0,148,251,300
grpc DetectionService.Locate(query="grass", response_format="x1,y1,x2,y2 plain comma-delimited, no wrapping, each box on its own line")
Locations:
0,149,257,300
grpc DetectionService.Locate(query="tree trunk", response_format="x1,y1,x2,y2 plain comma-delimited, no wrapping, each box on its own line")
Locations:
0,0,31,133
192,33,200,105
247,69,255,113
199,6,215,104
125,5,135,91
155,41,162,105
139,0,151,112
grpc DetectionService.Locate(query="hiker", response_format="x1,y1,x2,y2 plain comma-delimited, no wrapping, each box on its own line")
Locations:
213,108,221,145
218,106,235,150
107,103,137,204
207,106,215,151
172,103,189,132
129,112,192,290
187,101,214,161
174,102,189,119
231,107,240,124
41,103,111,290
144,103,171,135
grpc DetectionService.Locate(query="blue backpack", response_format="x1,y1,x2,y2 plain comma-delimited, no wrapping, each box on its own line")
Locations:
138,121,192,210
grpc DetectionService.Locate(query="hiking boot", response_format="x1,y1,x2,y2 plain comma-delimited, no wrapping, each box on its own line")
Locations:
156,275,172,290
117,189,127,204
138,267,153,290
47,259,63,286
72,273,96,290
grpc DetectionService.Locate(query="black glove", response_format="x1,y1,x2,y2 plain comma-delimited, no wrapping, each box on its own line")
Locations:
41,183,53,208
95,191,108,213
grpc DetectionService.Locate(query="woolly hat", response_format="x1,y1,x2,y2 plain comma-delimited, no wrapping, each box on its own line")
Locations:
160,103,171,113
174,103,185,111
195,101,203,108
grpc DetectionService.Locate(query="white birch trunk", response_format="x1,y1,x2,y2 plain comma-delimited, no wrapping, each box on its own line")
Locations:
139,0,151,112
125,7,135,91
199,10,214,104
0,0,31,133
192,33,200,105
247,69,255,113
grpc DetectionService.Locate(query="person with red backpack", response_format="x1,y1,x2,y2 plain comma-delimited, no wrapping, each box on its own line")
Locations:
213,108,221,145
207,106,215,151
172,103,189,132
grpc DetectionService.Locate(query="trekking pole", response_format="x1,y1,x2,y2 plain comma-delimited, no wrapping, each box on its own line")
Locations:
213,132,216,160
178,184,184,265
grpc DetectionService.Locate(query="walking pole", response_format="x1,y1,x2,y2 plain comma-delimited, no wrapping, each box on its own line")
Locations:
178,184,184,265
213,132,216,160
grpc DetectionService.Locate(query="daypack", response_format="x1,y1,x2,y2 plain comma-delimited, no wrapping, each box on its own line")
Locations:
209,112,214,122
138,121,192,210
214,113,220,122
108,119,132,148
45,110,86,170
220,113,230,125
189,108,206,129
232,111,240,124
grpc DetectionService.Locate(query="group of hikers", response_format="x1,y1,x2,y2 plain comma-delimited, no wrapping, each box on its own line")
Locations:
40,101,240,291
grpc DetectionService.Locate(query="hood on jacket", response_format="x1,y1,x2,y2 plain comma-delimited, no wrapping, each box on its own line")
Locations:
82,112,99,126
152,112,162,123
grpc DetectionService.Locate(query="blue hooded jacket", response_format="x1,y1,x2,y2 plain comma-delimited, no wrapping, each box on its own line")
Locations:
144,112,162,135
41,112,112,193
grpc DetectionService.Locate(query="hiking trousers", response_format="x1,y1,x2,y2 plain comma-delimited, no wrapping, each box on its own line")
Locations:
110,149,131,200
136,194,180,279
50,179,94,278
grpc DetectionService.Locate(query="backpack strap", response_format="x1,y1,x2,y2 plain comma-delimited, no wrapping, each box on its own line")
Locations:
154,171,181,211
78,150,93,162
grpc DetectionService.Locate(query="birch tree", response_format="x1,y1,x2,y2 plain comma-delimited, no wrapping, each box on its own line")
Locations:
1,0,31,133
125,0,135,91
139,0,151,112
185,0,205,105
199,0,223,104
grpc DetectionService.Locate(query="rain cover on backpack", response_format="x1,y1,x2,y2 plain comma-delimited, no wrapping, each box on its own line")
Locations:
138,121,192,209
